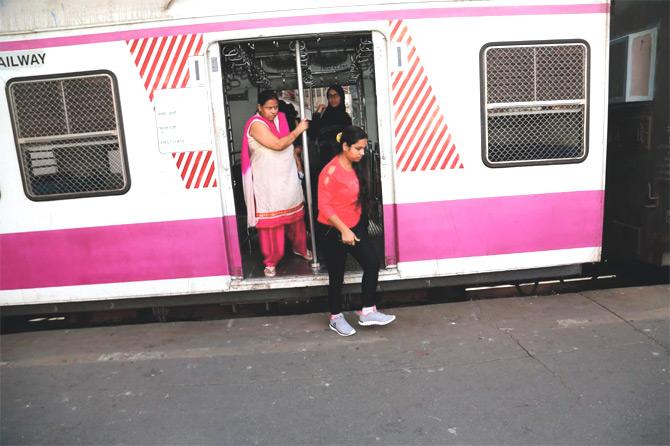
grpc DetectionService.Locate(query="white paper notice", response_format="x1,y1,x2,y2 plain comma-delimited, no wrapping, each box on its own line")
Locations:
154,87,213,153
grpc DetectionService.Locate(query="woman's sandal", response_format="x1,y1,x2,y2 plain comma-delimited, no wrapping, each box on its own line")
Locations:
263,266,276,277
293,249,313,261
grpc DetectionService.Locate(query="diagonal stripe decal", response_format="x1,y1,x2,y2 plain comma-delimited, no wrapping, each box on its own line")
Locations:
127,34,217,189
127,34,203,100
171,151,218,189
389,20,464,172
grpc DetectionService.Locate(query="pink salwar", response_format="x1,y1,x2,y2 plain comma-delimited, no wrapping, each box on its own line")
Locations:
257,216,308,267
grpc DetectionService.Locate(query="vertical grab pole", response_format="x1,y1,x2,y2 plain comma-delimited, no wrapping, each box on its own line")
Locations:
294,40,320,272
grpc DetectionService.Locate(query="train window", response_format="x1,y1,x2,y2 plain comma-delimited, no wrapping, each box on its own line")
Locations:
7,71,130,200
480,41,589,167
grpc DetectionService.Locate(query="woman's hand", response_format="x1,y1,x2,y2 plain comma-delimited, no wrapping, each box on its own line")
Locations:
340,228,360,246
250,120,307,151
326,215,359,246
293,147,304,174
315,104,326,114
295,119,309,134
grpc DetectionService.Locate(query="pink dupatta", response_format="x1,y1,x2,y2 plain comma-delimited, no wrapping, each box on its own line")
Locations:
241,111,290,227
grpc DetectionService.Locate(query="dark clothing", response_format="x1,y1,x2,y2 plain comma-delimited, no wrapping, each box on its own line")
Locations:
308,85,352,168
309,110,352,144
319,219,379,315
278,100,298,130
278,100,301,147
310,112,352,167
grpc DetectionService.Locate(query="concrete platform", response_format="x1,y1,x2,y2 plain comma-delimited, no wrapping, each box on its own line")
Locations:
1,285,668,445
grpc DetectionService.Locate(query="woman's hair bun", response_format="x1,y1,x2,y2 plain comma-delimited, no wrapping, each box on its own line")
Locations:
336,132,342,143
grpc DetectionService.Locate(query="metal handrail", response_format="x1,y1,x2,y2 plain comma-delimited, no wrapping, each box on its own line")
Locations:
295,40,320,272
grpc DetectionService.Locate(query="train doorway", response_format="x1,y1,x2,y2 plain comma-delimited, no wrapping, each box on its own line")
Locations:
219,33,385,279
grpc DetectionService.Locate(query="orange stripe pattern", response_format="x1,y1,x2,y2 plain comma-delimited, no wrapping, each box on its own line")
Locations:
127,34,217,189
389,20,464,172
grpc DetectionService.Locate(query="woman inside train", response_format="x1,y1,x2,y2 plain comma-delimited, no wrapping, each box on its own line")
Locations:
317,125,396,336
242,90,313,278
309,84,353,168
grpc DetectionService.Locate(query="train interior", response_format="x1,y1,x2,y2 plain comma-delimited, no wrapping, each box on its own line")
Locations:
219,33,385,279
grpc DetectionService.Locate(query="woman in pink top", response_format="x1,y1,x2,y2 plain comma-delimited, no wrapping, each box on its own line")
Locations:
317,125,396,336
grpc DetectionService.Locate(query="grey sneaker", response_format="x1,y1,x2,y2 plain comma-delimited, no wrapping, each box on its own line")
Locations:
358,309,396,326
329,316,357,336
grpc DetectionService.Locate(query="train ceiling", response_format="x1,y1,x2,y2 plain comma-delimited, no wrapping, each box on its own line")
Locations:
221,34,374,90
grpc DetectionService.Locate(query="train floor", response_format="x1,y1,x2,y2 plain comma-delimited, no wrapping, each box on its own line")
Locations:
1,284,668,445
238,224,386,278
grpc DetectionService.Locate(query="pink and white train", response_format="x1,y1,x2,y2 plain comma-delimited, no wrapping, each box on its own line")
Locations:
0,0,611,310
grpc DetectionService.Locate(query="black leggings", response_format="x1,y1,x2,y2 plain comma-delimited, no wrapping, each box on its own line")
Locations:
320,220,380,315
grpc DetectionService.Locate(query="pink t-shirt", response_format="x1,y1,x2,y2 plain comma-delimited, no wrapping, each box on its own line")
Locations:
317,156,361,228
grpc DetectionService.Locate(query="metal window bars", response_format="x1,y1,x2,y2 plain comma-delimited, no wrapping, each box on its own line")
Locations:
7,73,128,199
483,43,588,165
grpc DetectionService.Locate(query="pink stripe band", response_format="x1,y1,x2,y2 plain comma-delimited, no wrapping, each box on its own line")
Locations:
0,217,236,291
0,3,608,52
0,191,604,291
385,190,604,262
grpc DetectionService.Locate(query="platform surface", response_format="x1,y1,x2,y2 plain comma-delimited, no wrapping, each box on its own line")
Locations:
1,285,668,445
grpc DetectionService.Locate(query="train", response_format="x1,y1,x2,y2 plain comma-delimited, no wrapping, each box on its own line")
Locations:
0,0,612,311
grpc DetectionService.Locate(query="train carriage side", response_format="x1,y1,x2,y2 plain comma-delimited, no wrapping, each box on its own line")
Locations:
0,0,611,309
202,1,611,286
383,5,610,279
0,32,235,306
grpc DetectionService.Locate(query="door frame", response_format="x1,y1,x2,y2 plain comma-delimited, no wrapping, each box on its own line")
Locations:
206,41,244,279
371,30,399,268
206,29,399,281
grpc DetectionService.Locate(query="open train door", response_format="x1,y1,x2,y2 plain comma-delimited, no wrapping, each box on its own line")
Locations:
210,33,391,280
371,30,398,268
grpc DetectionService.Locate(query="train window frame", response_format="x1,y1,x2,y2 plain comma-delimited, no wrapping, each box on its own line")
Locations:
479,40,590,168
609,27,658,103
6,70,130,201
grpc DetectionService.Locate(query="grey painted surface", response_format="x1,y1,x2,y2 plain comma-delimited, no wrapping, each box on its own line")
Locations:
2,285,668,445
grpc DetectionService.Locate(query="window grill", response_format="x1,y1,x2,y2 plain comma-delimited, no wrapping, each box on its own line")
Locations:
7,72,129,199
482,42,588,166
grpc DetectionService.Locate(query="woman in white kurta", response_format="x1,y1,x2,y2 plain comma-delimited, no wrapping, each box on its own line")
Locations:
241,90,312,277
